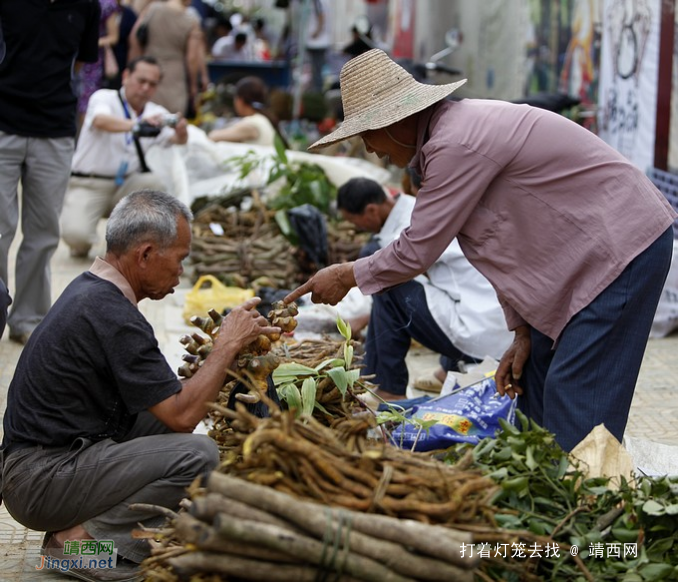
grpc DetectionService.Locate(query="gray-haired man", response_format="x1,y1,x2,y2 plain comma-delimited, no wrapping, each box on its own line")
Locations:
1,191,279,581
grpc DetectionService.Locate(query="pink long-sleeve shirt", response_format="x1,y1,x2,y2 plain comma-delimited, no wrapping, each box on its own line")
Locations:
354,99,676,341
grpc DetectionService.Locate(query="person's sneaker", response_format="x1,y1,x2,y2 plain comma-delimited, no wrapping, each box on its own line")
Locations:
40,533,142,582
9,330,31,345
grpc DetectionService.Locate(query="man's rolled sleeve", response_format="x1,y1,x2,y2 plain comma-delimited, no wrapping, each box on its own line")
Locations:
497,292,528,332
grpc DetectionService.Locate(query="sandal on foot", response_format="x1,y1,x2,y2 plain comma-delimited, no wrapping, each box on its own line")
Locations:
413,374,444,393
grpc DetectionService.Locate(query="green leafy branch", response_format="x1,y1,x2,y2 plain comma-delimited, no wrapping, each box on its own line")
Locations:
443,411,678,581
224,135,337,226
375,405,438,452
271,316,359,419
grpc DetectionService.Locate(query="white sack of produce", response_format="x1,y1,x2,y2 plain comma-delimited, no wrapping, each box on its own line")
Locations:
145,141,192,208
145,125,391,207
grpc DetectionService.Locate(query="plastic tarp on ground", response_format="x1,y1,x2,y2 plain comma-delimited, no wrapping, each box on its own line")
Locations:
145,125,392,208
622,435,678,478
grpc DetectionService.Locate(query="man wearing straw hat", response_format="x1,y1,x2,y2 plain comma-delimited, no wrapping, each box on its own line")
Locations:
285,48,676,452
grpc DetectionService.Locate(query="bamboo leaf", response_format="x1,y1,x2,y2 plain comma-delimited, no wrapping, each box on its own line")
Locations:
267,168,286,185
274,210,299,246
344,343,354,369
336,316,351,341
277,382,302,414
301,377,317,417
327,366,348,397
275,382,289,401
273,134,288,164
272,363,318,386
313,358,345,371
418,419,438,431
376,410,407,425
345,368,360,388
313,400,330,415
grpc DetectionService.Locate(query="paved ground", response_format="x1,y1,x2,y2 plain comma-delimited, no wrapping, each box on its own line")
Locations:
1,233,677,581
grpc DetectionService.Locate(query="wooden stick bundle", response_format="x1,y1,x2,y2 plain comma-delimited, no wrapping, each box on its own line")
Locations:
145,472,479,581
206,472,477,578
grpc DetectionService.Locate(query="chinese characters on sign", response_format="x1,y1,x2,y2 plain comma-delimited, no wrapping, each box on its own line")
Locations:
459,542,639,559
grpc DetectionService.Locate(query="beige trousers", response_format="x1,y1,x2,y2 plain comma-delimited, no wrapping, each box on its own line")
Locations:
60,172,166,257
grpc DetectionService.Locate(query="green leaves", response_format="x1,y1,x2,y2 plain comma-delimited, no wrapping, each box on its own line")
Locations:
277,382,302,412
643,500,666,516
444,413,678,580
274,209,298,245
335,316,354,369
336,316,351,341
326,367,360,398
638,563,675,580
313,357,345,371
344,343,354,370
300,377,317,417
272,317,361,418
223,134,337,226
272,363,318,386
276,376,322,418
273,133,288,165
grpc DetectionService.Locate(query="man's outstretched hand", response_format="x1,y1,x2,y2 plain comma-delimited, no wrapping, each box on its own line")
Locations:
284,262,357,305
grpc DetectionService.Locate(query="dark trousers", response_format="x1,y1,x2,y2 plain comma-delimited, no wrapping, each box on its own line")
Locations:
363,279,477,396
1,413,219,562
520,227,674,452
0,277,11,337
307,47,327,93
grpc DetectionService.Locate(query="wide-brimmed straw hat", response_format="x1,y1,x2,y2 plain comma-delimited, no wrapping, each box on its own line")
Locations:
308,48,467,152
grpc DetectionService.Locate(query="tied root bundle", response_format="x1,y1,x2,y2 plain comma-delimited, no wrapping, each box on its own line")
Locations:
138,403,497,582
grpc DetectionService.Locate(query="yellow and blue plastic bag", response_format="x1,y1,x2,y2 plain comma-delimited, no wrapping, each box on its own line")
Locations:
391,377,517,451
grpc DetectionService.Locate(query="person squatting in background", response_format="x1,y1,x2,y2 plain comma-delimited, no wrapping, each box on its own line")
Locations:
61,56,188,260
336,177,511,401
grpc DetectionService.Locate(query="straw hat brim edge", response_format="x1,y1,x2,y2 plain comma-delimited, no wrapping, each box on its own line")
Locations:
308,78,467,152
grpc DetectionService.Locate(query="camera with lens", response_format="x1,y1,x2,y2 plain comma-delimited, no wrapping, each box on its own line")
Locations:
132,121,161,138
160,113,179,128
133,113,180,138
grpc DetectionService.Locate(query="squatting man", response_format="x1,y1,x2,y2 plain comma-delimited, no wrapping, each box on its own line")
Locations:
61,56,189,259
1,190,280,581
335,176,511,401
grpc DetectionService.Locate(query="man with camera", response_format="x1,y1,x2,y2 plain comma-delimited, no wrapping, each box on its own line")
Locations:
61,56,189,259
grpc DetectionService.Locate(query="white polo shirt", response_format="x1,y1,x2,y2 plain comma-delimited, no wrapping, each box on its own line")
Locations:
71,88,175,177
377,194,512,360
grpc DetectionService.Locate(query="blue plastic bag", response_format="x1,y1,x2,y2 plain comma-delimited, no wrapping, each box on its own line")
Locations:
390,377,517,451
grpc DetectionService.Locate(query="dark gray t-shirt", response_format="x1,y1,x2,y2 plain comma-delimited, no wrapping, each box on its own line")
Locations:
2,273,182,448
